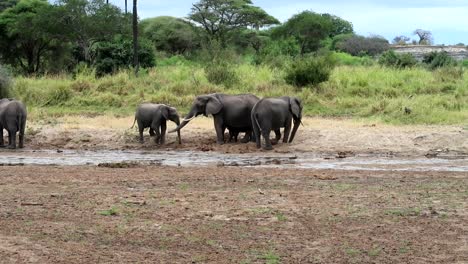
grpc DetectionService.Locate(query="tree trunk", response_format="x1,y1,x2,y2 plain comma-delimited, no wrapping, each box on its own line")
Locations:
125,0,127,13
132,0,139,75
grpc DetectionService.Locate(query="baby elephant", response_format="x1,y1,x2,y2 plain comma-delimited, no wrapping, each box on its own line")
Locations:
132,103,181,145
251,96,302,150
0,98,27,149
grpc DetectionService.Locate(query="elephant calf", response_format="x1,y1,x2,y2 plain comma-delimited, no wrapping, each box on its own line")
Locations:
0,98,27,149
132,103,181,145
251,96,302,150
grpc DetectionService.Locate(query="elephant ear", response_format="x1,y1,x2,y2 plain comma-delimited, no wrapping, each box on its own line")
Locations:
289,97,302,120
206,96,222,115
160,105,169,120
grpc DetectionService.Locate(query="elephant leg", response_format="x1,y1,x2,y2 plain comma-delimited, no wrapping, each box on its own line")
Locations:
160,121,167,145
240,131,250,143
283,121,292,143
0,126,4,147
18,118,25,148
262,129,273,150
149,128,155,137
271,129,281,145
152,121,161,144
213,117,224,144
137,121,144,143
6,130,16,149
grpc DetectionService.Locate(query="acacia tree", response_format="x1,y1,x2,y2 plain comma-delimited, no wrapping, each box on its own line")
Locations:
392,35,410,45
188,0,279,45
413,29,432,45
0,0,64,74
321,13,353,37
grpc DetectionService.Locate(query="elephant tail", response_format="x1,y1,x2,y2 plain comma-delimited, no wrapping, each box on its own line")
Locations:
130,116,137,129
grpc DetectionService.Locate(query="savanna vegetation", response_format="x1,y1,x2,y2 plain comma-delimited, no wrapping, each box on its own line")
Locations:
0,0,467,124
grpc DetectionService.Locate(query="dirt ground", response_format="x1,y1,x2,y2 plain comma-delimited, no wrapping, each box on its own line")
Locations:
25,115,468,157
0,166,467,263
1,116,467,263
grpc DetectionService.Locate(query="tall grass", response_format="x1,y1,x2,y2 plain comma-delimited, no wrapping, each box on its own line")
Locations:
11,64,468,125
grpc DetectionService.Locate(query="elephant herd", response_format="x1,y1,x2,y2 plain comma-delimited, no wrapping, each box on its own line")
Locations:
0,93,302,151
134,93,302,150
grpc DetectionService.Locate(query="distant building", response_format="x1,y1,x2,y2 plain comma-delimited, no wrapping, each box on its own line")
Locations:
391,45,468,61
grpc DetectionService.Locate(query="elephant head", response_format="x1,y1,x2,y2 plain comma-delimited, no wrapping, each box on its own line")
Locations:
170,94,222,133
162,106,182,144
288,97,302,143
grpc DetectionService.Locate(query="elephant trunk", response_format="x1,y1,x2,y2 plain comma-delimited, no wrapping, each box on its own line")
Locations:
288,118,301,143
169,109,196,133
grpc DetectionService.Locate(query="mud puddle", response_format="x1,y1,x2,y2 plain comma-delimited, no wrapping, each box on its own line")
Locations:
1,149,467,172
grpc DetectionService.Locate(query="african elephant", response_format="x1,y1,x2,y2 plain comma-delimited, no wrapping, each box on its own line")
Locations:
170,93,259,144
0,98,27,149
131,103,181,145
251,96,302,150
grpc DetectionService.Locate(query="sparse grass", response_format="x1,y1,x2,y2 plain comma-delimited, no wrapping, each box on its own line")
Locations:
98,206,119,216
385,207,421,217
11,64,468,124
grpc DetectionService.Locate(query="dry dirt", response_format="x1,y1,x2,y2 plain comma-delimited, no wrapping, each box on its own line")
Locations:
1,116,468,263
24,115,468,157
0,166,467,263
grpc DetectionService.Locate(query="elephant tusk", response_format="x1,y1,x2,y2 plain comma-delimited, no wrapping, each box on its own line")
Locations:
183,115,196,122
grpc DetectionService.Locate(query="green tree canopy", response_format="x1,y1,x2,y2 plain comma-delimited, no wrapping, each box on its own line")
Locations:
188,0,279,45
321,13,353,37
272,11,333,54
0,0,19,13
0,0,63,74
140,16,199,55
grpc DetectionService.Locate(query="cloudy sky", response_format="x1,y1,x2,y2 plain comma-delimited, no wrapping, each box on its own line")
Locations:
110,0,468,45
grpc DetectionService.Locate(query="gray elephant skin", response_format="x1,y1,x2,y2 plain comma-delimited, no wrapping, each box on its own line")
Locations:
171,93,259,144
0,98,27,149
251,96,302,150
132,103,181,145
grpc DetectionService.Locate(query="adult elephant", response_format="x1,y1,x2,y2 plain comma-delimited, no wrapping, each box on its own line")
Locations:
0,98,27,149
131,103,181,145
251,96,302,150
170,93,259,144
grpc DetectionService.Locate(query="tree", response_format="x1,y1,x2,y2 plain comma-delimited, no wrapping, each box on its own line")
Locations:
272,11,332,54
55,0,129,64
0,0,19,13
140,16,199,54
132,0,138,75
335,35,389,56
413,29,432,45
321,13,353,38
0,0,64,74
188,0,279,45
392,35,410,45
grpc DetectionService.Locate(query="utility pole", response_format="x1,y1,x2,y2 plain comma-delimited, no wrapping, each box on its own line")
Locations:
132,0,139,75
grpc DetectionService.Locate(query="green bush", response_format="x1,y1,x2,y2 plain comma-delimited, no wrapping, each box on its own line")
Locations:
378,50,417,68
285,54,336,88
0,64,12,98
332,52,374,66
423,51,456,70
462,60,468,67
204,62,239,88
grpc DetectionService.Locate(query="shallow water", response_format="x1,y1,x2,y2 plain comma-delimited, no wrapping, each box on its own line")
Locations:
1,149,467,172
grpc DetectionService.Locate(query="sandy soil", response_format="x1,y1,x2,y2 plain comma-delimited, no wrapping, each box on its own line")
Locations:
0,166,467,263
24,115,468,157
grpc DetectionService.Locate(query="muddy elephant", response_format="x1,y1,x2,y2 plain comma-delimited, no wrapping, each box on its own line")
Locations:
170,93,259,144
131,103,181,145
251,96,302,150
0,98,27,149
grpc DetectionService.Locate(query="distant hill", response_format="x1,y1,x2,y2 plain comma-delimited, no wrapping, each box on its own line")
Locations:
391,45,468,61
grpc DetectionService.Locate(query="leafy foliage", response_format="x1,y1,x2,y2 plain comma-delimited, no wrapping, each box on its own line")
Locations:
0,0,19,13
140,16,199,55
0,64,12,98
188,0,279,44
335,35,389,56
204,62,239,87
93,36,155,76
285,53,336,88
378,50,417,68
422,51,456,70
272,11,332,54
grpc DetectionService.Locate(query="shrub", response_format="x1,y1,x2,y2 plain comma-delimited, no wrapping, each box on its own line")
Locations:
204,62,239,88
423,51,456,70
335,35,389,56
285,54,336,88
0,64,12,98
378,50,417,68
